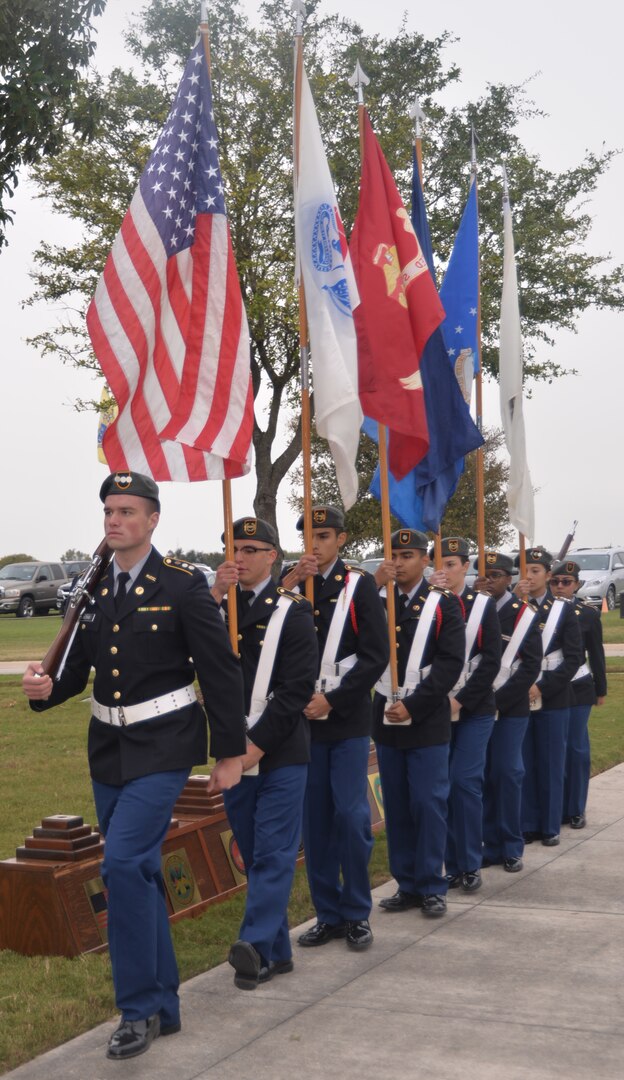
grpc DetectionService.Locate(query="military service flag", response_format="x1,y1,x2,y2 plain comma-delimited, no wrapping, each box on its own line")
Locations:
350,112,445,480
87,37,254,482
499,171,535,541
294,62,362,509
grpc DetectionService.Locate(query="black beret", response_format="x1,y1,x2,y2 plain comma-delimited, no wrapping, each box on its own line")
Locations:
391,528,429,551
484,551,514,574
551,560,580,580
225,517,278,547
519,547,553,570
440,536,470,559
296,505,345,532
99,471,160,511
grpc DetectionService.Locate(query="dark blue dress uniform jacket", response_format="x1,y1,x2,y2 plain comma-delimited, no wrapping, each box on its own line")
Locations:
223,581,317,772
30,549,247,784
534,591,583,709
373,582,465,750
494,594,543,717
571,599,607,706
311,560,389,742
454,587,502,718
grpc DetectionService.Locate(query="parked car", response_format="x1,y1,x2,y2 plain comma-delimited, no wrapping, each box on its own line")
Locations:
56,561,93,614
568,547,624,610
0,561,69,617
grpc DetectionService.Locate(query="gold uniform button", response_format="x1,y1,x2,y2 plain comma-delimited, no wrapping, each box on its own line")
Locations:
112,624,120,633
110,646,118,655
135,586,144,596
237,633,243,641
113,691,121,701
151,624,158,631
396,626,401,633
314,609,320,616
112,669,120,677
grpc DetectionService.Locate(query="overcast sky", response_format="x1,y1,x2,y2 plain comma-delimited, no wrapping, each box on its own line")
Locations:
2,0,622,563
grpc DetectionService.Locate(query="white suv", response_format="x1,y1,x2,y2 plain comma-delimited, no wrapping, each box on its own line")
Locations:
568,548,624,610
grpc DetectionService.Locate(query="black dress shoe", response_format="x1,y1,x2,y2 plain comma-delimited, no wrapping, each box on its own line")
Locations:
461,870,482,892
228,940,261,989
421,894,447,917
106,1015,160,1060
570,813,586,829
541,834,560,847
160,1020,181,1036
445,873,461,889
523,831,541,844
297,921,348,947
258,958,295,983
503,856,523,873
379,889,422,912
346,919,373,949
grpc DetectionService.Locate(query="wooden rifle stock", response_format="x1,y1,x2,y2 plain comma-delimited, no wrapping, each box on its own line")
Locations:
41,538,112,680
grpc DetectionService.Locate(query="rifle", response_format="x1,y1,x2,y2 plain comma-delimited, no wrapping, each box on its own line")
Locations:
556,520,578,563
41,538,112,680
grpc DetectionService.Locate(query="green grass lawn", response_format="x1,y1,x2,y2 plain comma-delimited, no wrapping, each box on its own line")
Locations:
1,622,623,1071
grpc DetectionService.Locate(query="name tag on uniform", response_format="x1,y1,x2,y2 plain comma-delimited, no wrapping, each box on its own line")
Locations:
81,612,97,623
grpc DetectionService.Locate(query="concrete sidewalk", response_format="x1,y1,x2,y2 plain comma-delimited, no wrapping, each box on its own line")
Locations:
5,765,624,1080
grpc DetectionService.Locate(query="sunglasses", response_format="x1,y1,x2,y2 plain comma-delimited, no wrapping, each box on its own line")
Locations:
551,577,576,586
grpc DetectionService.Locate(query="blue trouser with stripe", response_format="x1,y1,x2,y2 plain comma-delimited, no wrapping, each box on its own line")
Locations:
92,768,190,1025
563,703,592,820
224,764,307,966
482,714,529,861
445,713,496,875
521,707,570,836
377,741,449,896
302,737,373,924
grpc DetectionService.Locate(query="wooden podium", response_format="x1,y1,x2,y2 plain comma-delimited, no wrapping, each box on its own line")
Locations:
0,749,385,958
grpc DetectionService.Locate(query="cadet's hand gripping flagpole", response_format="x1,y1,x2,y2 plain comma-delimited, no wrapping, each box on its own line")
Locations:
350,61,399,699
409,95,441,571
471,128,487,579
199,3,238,649
293,0,314,604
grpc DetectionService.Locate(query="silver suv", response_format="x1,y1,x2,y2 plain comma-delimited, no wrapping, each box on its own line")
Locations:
0,561,69,617
568,548,624,610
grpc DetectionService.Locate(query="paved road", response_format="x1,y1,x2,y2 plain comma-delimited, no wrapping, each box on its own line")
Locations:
4,764,624,1079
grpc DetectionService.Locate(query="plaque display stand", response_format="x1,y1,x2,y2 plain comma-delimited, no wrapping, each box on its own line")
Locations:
0,749,384,957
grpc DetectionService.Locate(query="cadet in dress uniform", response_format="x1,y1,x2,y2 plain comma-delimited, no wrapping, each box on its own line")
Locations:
23,472,247,1062
373,530,465,917
281,506,389,950
514,548,583,845
550,561,607,830
477,552,542,872
430,538,502,893
211,518,317,990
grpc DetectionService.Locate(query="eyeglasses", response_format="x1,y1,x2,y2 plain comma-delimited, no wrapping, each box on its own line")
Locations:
551,576,576,586
232,546,274,556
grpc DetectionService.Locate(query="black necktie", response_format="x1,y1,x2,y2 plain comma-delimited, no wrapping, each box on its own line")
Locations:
239,589,255,606
399,593,410,609
314,573,325,595
115,572,130,611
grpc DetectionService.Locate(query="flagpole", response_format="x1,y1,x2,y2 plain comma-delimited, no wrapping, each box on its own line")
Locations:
502,164,527,579
293,1,315,605
471,127,487,578
199,3,238,650
409,95,441,571
350,61,399,698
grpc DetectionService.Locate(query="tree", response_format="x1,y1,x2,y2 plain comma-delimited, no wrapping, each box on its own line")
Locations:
288,425,513,559
0,554,36,569
60,548,90,561
0,0,107,245
26,0,623,539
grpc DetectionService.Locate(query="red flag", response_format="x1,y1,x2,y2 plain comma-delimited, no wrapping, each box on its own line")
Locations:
87,38,253,482
350,112,445,479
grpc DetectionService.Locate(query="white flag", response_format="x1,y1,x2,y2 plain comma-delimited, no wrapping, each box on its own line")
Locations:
499,174,535,542
294,61,362,509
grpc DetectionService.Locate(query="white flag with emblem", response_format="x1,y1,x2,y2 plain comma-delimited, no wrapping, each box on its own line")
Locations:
294,59,362,509
499,173,535,541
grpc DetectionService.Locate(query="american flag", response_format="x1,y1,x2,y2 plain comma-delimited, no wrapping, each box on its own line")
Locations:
87,38,254,481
